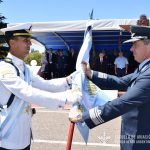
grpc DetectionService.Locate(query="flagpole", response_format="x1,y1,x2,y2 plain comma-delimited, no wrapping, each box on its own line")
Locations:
66,10,94,150
66,122,75,150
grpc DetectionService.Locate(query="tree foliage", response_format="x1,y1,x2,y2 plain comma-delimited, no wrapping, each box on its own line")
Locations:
0,0,7,29
0,0,7,59
24,51,44,66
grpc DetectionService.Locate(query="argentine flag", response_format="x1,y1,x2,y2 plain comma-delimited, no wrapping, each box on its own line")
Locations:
72,20,115,143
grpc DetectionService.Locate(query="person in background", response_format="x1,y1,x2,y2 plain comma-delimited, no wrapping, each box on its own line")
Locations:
0,24,81,150
69,25,150,150
56,49,67,78
89,48,97,70
114,51,128,77
95,52,108,73
45,48,57,79
68,48,78,74
137,14,149,26
40,51,48,79
108,49,118,75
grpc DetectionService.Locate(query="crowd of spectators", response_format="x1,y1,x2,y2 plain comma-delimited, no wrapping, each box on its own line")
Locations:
39,48,77,79
89,49,138,75
39,47,139,80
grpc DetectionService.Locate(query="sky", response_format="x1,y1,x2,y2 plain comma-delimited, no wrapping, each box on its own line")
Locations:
1,0,150,23
1,0,150,52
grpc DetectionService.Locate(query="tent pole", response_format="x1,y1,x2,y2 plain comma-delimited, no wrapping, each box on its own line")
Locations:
53,32,70,50
118,30,122,52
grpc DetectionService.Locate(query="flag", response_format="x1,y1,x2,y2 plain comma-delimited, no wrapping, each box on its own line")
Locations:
76,21,93,71
72,20,94,143
72,20,116,143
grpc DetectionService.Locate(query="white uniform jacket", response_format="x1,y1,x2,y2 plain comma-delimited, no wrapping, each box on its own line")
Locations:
0,53,70,149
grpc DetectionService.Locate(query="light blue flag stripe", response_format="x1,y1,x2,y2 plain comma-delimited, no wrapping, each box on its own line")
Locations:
73,21,93,143
73,20,111,144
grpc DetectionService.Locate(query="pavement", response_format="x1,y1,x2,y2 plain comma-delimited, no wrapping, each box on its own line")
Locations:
31,106,121,150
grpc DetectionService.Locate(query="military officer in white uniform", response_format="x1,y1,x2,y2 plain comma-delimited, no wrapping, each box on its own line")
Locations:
69,25,150,150
0,24,81,150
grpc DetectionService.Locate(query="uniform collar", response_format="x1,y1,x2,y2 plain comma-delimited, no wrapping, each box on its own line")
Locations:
139,58,150,71
7,53,25,72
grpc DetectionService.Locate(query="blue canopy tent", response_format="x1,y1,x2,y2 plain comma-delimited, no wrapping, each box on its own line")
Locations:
32,30,131,51
7,19,138,52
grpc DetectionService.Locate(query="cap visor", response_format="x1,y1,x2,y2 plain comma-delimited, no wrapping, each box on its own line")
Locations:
123,38,140,43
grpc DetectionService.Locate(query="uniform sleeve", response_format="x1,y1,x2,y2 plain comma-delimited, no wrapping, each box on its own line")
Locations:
0,64,69,109
31,72,70,92
83,72,150,128
90,71,133,90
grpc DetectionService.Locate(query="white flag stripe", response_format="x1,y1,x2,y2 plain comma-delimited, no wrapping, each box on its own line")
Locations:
76,24,92,71
73,21,93,143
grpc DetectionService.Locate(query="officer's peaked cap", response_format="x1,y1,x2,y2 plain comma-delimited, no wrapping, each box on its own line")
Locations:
1,23,32,41
123,25,150,43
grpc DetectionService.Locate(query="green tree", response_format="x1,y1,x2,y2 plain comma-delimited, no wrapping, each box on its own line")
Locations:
24,51,44,66
0,0,8,59
0,0,7,30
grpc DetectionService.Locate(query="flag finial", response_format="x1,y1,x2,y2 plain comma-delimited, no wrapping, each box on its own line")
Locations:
89,9,93,19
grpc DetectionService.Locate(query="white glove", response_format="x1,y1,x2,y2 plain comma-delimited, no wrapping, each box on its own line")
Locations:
65,89,82,104
66,71,79,86
69,106,83,123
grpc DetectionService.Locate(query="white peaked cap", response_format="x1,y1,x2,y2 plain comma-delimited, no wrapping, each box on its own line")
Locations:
1,23,32,34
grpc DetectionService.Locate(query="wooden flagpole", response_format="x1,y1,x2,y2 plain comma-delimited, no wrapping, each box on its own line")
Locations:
66,122,75,150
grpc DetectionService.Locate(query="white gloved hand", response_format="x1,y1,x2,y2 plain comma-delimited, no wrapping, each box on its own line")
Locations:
66,71,79,86
65,89,82,104
69,106,83,123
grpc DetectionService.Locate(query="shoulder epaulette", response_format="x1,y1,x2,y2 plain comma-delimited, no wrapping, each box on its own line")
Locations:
4,58,13,64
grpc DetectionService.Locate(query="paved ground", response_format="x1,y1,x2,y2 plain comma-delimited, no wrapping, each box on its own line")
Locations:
31,106,121,150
